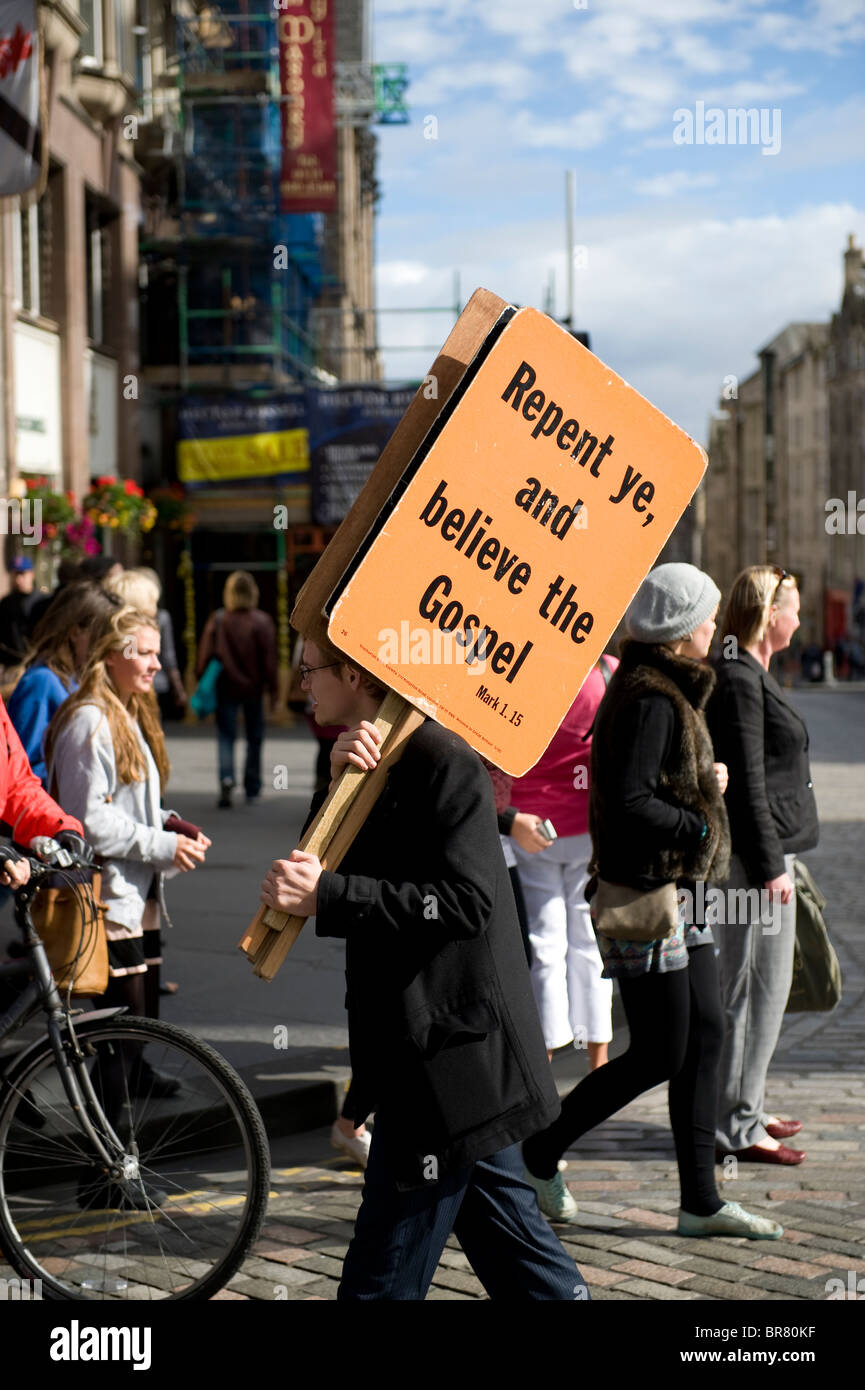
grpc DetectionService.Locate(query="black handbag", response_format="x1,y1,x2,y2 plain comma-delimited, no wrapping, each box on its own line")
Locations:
786,858,841,1013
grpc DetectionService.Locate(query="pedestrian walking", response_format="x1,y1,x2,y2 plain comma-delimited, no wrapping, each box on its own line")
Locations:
521,563,783,1240
259,635,589,1301
138,569,188,720
45,603,210,1037
26,554,84,633
6,582,120,784
0,557,40,676
707,566,818,1165
107,568,187,721
508,658,617,1069
196,572,277,807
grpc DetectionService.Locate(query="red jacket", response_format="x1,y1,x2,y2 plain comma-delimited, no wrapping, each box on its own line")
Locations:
0,698,82,845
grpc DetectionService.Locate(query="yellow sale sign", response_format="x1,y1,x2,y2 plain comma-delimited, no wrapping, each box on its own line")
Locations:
328,306,706,776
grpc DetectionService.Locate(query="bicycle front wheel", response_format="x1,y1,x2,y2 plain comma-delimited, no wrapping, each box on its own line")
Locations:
0,1016,270,1300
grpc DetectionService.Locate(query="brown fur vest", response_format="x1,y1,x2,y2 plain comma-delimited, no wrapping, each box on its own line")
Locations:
589,640,731,886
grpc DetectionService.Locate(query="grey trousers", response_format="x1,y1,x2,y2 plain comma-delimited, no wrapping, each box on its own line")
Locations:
715,853,796,1151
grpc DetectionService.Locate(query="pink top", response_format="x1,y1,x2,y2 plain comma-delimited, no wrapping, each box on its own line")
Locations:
510,658,619,837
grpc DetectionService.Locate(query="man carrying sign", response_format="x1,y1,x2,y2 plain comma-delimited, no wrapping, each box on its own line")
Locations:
260,635,587,1301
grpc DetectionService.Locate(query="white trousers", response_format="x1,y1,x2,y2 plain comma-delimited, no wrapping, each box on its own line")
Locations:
512,832,613,1050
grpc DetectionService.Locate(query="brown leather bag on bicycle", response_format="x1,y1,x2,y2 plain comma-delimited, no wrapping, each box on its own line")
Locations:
30,871,109,995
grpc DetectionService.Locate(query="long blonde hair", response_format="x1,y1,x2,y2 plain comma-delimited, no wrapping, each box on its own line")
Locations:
722,566,798,648
45,605,170,792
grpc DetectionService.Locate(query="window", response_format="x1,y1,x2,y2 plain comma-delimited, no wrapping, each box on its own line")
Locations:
12,202,38,314
79,0,103,65
115,0,136,81
11,173,60,321
85,195,118,347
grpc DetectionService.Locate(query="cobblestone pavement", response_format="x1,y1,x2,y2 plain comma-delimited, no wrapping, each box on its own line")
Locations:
222,688,865,1302
2,690,860,1304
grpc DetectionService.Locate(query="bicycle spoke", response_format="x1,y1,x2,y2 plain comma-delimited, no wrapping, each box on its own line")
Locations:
0,1020,268,1300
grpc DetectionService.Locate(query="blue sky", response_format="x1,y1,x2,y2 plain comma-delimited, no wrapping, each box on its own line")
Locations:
371,0,865,443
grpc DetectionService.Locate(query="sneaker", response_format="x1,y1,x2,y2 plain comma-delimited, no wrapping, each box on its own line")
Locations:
523,1156,579,1222
218,779,233,809
677,1200,782,1239
330,1121,371,1169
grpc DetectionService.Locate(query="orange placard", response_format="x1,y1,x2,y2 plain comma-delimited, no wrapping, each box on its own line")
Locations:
328,306,706,776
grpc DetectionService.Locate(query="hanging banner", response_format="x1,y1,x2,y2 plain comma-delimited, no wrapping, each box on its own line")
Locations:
308,384,418,524
177,395,309,485
0,0,40,197
277,0,337,214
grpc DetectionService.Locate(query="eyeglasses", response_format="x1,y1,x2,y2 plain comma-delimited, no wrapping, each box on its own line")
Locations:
299,661,341,682
771,566,793,602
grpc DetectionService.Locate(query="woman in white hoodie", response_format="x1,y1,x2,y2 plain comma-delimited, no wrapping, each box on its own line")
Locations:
45,604,209,1038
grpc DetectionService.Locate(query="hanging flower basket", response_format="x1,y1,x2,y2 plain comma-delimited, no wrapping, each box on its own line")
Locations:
83,476,158,536
64,513,101,556
23,477,76,547
149,484,197,534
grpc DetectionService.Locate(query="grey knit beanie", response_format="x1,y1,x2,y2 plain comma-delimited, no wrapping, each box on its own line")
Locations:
625,563,721,643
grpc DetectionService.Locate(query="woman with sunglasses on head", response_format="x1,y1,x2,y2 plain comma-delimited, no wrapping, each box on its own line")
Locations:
706,567,818,1166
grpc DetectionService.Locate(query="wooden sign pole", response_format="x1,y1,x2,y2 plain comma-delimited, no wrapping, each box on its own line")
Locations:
238,690,425,979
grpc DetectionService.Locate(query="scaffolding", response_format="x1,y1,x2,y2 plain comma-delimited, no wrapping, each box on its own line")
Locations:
150,9,325,386
140,5,406,390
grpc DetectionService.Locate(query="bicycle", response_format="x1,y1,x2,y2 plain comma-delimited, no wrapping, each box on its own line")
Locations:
0,840,270,1300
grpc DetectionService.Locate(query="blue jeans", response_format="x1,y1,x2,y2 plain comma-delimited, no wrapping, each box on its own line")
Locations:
338,1112,588,1301
215,694,264,797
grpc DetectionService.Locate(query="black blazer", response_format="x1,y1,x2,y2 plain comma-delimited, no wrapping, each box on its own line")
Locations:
310,719,559,1185
706,651,818,883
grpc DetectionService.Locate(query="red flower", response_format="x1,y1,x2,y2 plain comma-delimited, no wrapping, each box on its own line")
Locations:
124,478,143,496
96,475,117,487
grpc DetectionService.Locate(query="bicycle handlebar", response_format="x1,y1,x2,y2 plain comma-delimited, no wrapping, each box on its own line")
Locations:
0,839,95,885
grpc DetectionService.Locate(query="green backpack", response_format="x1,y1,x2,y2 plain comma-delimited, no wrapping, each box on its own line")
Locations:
786,858,842,1013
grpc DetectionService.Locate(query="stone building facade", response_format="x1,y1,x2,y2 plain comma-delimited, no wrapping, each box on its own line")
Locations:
702,240,865,652
825,236,865,644
0,0,141,587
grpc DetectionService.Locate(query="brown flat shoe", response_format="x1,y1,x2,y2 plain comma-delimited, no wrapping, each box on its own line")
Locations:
736,1143,805,1165
765,1119,802,1140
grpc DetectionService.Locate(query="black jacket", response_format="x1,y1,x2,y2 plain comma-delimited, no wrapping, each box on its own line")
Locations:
311,719,560,1185
589,641,731,890
706,650,818,883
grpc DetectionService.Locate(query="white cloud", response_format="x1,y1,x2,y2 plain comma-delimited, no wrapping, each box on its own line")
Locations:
698,76,808,105
509,106,612,151
635,171,719,196
376,261,434,290
376,203,865,446
409,60,535,108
